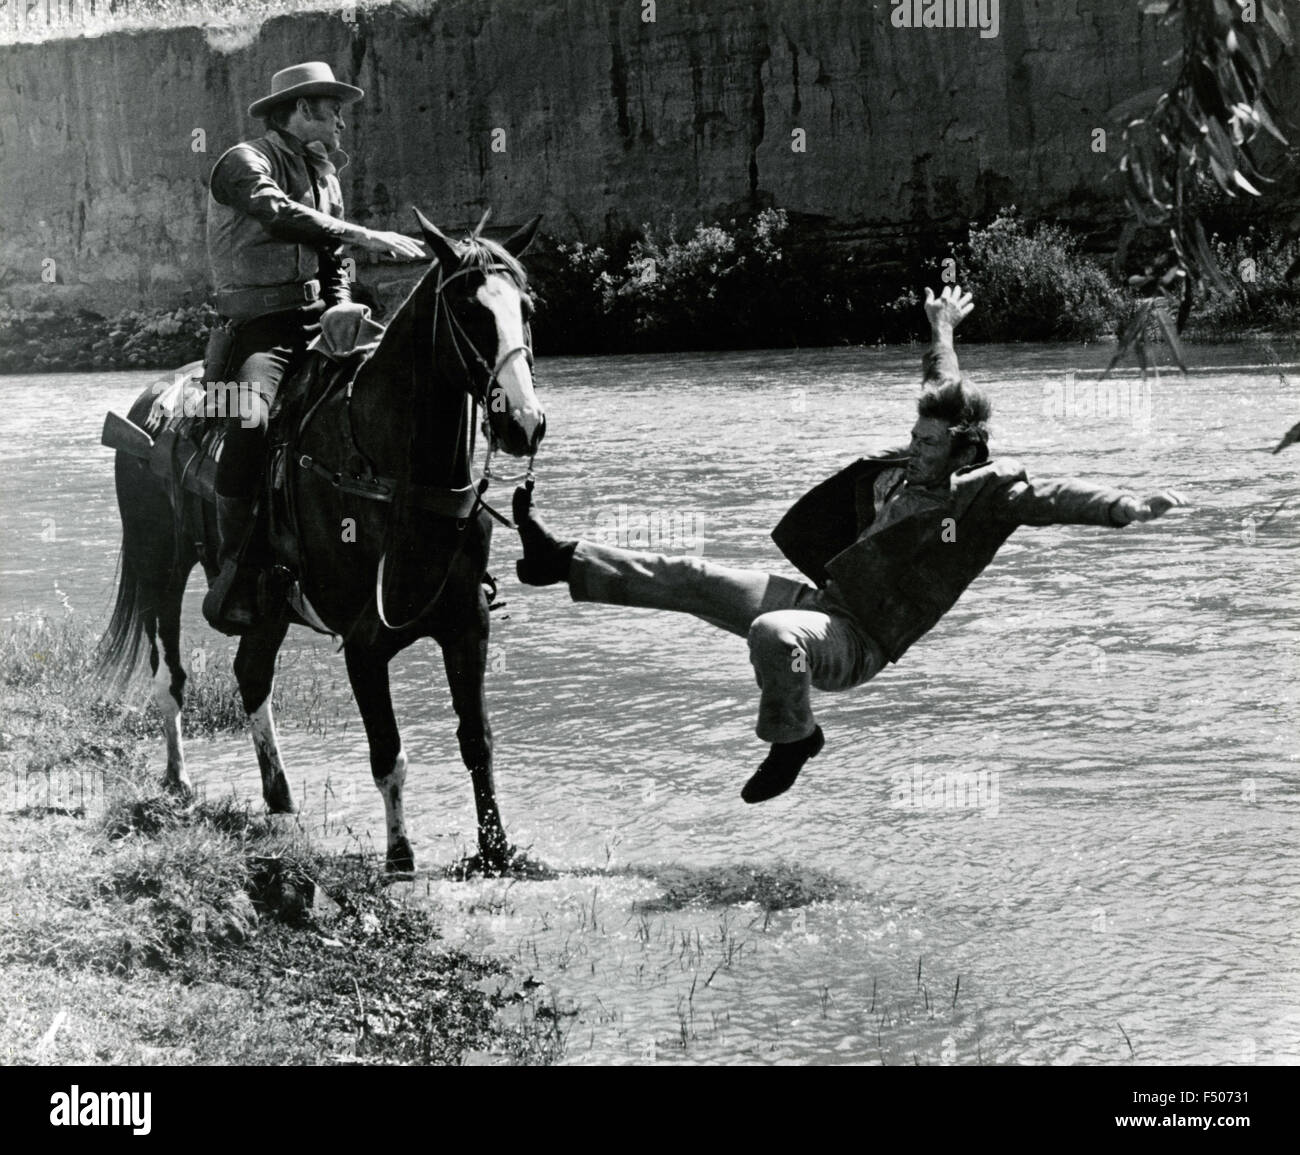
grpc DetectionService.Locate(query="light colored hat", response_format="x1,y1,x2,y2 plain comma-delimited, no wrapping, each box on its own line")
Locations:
248,62,364,119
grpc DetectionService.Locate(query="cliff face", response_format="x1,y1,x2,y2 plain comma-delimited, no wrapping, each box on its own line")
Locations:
0,0,1292,310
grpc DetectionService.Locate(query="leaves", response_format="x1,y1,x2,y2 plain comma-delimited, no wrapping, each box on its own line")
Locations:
1262,1,1295,47
1111,0,1297,367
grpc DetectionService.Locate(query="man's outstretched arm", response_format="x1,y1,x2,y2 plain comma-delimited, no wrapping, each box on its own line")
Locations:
922,285,973,389
997,474,1187,528
210,147,425,260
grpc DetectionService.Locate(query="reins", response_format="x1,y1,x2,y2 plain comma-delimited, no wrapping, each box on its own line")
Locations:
371,259,536,633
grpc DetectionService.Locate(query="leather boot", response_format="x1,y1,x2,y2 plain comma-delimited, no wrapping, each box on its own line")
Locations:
202,495,260,635
741,725,825,804
513,486,576,586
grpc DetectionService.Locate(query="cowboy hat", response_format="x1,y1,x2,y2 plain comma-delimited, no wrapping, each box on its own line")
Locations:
248,62,364,119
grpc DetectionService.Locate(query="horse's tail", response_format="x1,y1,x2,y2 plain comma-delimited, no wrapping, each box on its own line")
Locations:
95,372,205,695
94,537,150,694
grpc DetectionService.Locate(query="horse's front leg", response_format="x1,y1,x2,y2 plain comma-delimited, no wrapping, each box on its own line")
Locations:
438,592,511,872
234,615,294,813
344,641,413,872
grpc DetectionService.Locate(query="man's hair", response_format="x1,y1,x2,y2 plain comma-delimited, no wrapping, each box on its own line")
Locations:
917,376,992,463
263,95,335,131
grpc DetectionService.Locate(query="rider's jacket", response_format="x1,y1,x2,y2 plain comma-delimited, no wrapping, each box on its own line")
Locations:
207,128,353,313
772,450,1134,663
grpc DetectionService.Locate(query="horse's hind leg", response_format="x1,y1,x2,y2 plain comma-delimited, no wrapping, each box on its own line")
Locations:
233,616,294,813
148,575,193,799
344,642,413,872
438,608,511,872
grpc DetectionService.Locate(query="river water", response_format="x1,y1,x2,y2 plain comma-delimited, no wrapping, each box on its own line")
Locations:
2,341,1298,1065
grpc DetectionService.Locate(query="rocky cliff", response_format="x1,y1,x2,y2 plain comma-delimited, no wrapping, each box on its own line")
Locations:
0,0,1294,311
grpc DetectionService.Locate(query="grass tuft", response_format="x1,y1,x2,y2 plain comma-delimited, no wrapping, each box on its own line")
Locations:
618,861,856,913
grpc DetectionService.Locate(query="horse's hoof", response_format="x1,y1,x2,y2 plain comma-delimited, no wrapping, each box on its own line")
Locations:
504,848,558,881
262,778,295,814
453,846,556,880
386,838,415,874
479,841,517,878
446,852,495,880
161,773,194,803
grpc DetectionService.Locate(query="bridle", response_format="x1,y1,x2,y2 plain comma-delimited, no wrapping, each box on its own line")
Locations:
432,261,538,489
372,257,540,632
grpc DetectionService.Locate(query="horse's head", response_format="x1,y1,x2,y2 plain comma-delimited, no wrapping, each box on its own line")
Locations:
414,208,546,460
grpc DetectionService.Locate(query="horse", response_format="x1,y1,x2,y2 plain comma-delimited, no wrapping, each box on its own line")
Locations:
95,210,546,875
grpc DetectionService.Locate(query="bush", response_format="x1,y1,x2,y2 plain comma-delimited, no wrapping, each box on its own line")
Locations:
529,208,1131,352
530,209,936,352
527,240,619,354
1186,228,1300,338
961,209,1119,342
611,216,758,348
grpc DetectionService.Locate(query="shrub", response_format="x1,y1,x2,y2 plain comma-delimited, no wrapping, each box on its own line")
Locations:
527,239,619,354
1186,228,1300,338
530,208,924,352
612,219,741,348
961,209,1119,342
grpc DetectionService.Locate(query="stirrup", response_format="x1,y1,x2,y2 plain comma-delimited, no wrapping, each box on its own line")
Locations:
483,572,507,612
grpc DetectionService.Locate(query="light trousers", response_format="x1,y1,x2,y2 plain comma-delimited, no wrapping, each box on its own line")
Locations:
568,541,887,743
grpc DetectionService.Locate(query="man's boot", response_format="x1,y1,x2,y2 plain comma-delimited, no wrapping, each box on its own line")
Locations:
202,495,260,636
741,725,825,803
514,486,576,586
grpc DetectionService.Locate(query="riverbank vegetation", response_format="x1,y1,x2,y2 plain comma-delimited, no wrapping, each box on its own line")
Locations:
2,207,1297,373
526,206,1300,353
0,612,565,1064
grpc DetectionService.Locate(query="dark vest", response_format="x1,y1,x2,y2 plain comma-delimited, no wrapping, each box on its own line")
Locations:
207,130,346,292
772,450,1029,662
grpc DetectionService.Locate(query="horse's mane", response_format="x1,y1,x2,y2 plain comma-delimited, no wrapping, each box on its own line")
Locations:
450,233,530,294
383,231,530,335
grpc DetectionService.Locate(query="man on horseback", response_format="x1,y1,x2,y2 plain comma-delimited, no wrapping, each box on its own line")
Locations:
203,61,425,634
512,286,1187,803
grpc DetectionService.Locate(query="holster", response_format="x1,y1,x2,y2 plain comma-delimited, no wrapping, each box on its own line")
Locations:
202,318,237,388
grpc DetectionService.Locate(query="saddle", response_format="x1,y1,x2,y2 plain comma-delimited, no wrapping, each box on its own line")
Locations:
121,307,385,635
139,304,387,505
101,303,503,636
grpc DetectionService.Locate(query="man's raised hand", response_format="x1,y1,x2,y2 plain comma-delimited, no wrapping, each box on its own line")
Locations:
1116,490,1188,523
355,229,426,260
924,285,975,332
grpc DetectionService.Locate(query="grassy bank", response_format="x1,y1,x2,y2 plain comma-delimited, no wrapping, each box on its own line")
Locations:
0,613,565,1065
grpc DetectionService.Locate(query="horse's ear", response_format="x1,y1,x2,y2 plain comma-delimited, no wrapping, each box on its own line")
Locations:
412,206,458,271
502,214,542,258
